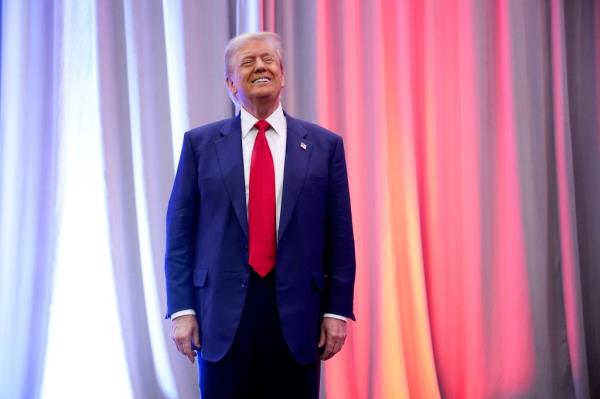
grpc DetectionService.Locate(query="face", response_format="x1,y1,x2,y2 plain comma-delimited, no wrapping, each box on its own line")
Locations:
226,40,285,109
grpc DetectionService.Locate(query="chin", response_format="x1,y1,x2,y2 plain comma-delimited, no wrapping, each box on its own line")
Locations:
252,90,278,100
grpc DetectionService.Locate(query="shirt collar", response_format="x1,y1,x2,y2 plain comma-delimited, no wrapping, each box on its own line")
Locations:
241,103,285,139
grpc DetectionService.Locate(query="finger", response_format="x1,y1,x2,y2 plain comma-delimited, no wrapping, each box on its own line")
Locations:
325,334,346,359
193,329,200,350
321,339,335,360
187,351,196,363
331,342,342,357
182,338,193,358
320,342,330,360
318,324,326,348
174,338,184,354
183,339,196,363
325,343,340,360
326,342,337,360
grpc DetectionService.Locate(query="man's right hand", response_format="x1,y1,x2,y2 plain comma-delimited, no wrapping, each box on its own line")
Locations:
171,315,200,363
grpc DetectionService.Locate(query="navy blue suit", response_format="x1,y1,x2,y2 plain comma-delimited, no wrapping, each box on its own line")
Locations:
165,112,356,370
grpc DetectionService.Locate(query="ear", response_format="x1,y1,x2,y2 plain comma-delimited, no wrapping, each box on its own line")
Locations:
226,77,237,94
280,65,285,89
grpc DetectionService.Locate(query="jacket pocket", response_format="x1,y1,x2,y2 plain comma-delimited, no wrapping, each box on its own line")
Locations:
193,269,208,287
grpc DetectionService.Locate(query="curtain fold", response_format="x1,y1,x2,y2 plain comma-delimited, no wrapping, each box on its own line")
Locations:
97,1,235,398
1,1,598,398
562,0,600,394
96,1,165,398
0,2,61,398
275,0,599,397
549,1,591,397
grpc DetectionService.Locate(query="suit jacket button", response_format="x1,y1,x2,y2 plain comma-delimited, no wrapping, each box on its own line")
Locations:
241,281,247,288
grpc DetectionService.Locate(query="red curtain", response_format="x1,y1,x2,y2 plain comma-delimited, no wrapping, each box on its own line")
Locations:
266,1,600,398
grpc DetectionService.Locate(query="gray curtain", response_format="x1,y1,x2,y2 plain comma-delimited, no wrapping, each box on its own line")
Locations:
96,1,234,398
1,1,598,398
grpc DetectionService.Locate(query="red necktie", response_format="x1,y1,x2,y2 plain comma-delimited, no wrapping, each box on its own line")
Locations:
248,120,276,277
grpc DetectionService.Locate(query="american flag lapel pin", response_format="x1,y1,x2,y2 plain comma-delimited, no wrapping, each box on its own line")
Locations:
300,142,307,150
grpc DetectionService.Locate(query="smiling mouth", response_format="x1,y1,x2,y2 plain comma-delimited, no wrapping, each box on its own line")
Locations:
252,77,271,84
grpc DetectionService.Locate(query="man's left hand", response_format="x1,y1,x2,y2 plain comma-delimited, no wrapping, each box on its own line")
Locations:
318,317,347,360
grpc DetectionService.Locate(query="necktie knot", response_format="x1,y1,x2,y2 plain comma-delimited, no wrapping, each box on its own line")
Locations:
254,120,271,135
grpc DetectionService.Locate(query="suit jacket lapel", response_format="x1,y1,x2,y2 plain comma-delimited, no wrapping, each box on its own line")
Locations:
214,114,248,238
279,114,311,241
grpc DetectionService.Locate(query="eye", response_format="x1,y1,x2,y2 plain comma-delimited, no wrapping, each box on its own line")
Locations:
263,56,273,63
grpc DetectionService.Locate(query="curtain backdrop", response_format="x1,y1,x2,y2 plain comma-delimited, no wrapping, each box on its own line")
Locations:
0,2,61,398
0,1,598,398
307,1,599,398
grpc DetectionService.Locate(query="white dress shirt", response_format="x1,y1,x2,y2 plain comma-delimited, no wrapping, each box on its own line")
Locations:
171,104,345,322
241,104,287,236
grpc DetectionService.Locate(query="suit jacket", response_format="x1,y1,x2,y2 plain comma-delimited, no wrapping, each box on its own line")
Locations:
165,112,356,364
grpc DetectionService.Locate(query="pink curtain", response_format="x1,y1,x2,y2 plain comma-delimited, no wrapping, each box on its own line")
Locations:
269,0,600,398
5,1,596,398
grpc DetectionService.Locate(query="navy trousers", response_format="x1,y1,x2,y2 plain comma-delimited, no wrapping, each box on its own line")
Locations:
199,269,321,399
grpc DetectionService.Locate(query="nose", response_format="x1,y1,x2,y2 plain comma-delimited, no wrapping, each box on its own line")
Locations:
254,58,266,71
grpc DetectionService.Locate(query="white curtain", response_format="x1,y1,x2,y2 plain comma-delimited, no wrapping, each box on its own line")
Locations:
3,1,600,399
0,1,242,398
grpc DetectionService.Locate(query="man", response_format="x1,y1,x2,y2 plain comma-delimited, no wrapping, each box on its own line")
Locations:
164,32,356,399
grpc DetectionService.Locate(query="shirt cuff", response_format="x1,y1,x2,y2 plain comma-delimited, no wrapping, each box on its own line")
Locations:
323,313,347,322
171,309,196,319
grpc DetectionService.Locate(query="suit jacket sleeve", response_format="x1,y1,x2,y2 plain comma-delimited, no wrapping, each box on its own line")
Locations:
164,132,199,318
324,136,356,321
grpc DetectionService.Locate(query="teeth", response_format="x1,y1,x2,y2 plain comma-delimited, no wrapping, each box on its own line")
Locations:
254,78,269,83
